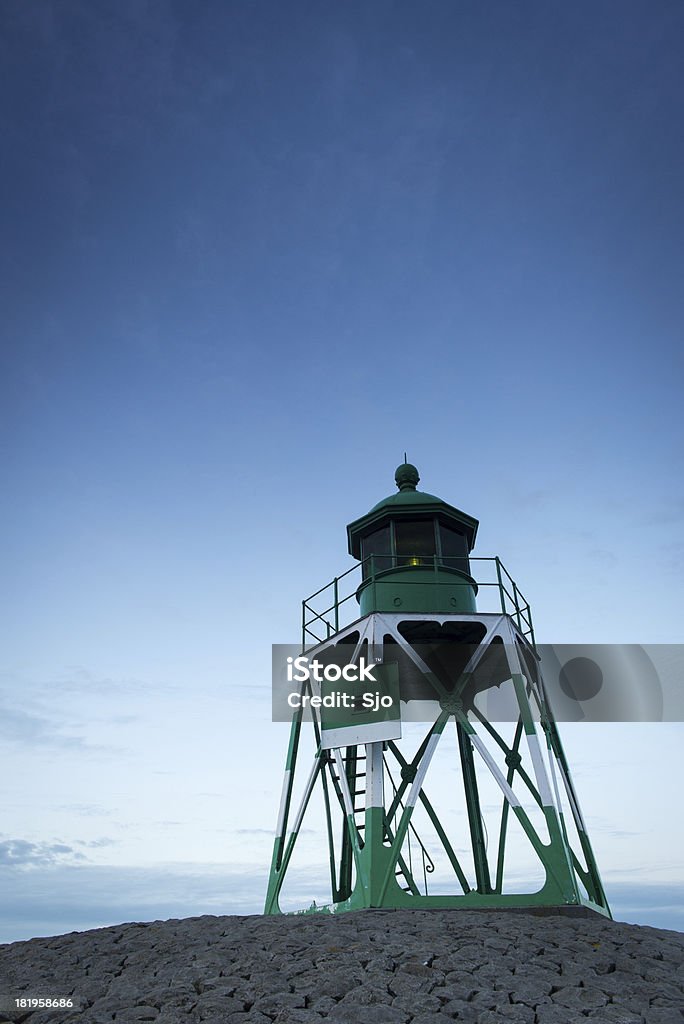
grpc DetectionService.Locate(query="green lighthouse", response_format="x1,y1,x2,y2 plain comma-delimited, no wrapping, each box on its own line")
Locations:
265,465,610,918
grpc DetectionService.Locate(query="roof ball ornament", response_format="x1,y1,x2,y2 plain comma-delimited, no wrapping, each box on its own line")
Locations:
395,461,420,492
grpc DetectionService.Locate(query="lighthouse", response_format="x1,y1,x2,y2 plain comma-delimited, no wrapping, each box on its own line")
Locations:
265,464,610,917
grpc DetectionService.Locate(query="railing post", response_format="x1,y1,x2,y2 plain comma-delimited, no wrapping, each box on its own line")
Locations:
495,557,506,615
333,576,339,634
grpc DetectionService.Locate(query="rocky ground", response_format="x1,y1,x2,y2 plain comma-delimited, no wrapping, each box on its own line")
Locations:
0,910,683,1024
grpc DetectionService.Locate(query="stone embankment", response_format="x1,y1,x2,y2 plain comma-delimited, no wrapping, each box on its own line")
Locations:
1,910,683,1023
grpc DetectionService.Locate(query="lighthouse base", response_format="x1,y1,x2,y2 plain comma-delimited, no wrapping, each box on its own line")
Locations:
266,611,610,920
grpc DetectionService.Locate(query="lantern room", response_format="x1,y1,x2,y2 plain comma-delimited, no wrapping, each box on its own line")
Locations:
346,463,480,616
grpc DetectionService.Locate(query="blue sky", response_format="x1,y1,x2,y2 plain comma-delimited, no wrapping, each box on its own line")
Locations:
1,0,683,942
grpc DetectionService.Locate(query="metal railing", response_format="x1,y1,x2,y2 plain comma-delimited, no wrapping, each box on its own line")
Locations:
302,555,535,649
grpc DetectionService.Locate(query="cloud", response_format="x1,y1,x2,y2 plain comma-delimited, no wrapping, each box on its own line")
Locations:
57,804,112,818
0,838,86,868
74,838,119,849
588,547,618,566
41,666,180,699
607,882,684,931
0,862,266,944
0,859,681,946
593,826,642,838
511,488,552,509
639,495,684,527
0,699,125,756
235,827,316,837
0,705,87,750
0,667,159,754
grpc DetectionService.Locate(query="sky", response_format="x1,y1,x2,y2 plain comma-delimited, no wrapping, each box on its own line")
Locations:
1,0,683,943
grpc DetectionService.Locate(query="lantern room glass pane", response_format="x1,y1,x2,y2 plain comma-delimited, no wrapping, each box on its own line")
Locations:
395,519,436,567
361,526,391,577
439,524,468,573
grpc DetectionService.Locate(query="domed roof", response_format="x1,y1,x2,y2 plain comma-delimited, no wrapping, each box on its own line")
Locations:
369,462,452,511
346,463,479,559
369,488,448,512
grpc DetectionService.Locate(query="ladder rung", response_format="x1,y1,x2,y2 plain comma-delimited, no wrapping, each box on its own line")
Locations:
330,774,367,784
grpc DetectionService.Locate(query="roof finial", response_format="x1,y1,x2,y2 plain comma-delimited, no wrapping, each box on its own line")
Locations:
395,461,420,492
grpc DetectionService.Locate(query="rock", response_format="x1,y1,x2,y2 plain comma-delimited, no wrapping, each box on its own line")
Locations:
596,1006,646,1023
0,911,681,1023
194,994,247,1018
479,1008,535,1024
250,991,306,1016
534,1008,592,1024
390,992,443,1014
438,998,481,1020
309,996,337,1014
327,1006,409,1023
643,1010,684,1023
552,984,610,1009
